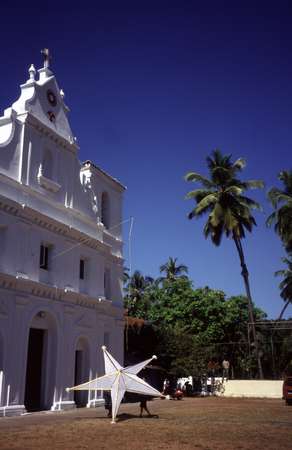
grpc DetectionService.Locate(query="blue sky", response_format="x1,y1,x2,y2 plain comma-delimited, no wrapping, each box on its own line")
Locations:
1,1,291,318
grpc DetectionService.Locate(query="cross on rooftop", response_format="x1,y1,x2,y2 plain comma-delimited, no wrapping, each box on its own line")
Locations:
41,48,51,69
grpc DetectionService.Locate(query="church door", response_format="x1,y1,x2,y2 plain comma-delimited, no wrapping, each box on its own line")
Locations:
24,328,45,411
74,350,87,407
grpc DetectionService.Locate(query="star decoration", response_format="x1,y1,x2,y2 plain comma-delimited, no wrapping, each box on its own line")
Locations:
66,346,163,423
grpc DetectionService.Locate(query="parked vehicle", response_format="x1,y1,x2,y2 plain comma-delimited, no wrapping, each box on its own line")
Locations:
283,376,292,405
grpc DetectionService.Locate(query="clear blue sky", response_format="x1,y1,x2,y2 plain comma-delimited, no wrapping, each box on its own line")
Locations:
1,1,291,318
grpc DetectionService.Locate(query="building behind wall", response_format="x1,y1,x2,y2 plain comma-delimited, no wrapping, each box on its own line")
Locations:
0,57,125,416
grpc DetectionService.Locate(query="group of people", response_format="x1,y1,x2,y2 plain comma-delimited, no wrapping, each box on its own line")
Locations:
207,358,230,380
163,378,189,398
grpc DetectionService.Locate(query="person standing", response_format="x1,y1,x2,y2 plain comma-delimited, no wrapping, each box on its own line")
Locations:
222,359,230,380
163,379,170,395
103,390,112,417
139,396,152,417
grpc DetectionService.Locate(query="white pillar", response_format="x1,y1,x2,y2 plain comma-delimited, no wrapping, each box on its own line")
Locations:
0,371,3,406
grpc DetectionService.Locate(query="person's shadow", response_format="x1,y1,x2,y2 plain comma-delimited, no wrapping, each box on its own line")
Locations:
115,413,159,422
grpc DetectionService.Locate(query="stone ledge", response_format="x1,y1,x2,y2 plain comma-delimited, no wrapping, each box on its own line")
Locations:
37,174,61,193
0,404,26,417
87,399,105,408
51,400,76,411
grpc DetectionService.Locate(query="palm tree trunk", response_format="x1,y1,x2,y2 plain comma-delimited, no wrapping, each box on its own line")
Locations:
277,299,291,321
233,235,264,379
269,299,290,342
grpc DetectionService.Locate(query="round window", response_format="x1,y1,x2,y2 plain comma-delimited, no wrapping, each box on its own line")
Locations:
47,90,57,107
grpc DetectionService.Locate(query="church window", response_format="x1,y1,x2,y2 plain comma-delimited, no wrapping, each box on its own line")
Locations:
40,244,50,270
104,268,111,299
42,149,53,179
47,90,57,107
0,226,6,253
101,192,110,229
104,332,110,348
0,226,6,271
79,259,85,280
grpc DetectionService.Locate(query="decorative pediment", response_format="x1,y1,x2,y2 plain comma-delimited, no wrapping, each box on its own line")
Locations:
10,63,76,146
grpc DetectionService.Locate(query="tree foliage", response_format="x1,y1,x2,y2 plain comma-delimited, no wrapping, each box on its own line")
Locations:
159,257,188,283
267,170,292,253
185,149,263,245
124,270,155,317
124,273,269,378
267,170,292,319
275,255,292,320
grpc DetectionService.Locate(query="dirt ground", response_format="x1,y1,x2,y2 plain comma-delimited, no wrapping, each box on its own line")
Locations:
0,397,291,450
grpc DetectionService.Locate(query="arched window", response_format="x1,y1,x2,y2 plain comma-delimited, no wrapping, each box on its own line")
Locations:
101,192,110,229
42,149,53,179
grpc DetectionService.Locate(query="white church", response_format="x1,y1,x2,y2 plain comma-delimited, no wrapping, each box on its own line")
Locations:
0,52,125,416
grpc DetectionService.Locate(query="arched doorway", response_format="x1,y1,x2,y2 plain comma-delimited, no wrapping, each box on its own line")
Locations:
24,311,57,412
74,337,90,407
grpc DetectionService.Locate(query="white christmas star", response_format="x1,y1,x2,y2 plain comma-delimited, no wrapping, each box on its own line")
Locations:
66,346,162,423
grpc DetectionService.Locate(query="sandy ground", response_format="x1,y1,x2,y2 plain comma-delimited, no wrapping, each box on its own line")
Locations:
0,397,291,450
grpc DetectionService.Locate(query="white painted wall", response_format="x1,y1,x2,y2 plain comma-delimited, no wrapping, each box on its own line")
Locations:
218,380,283,398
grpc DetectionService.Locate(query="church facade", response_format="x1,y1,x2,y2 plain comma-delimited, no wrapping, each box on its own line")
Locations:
0,58,125,416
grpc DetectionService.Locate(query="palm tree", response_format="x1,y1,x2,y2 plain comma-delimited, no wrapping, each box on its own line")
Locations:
124,270,154,314
185,149,264,378
159,257,188,282
123,267,130,284
275,255,292,320
267,170,292,252
123,270,154,350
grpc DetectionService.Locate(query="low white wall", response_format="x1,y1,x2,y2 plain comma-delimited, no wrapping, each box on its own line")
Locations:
220,380,283,398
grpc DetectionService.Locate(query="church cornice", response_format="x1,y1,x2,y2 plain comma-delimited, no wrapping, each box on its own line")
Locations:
0,170,100,231
0,272,124,318
0,190,123,262
81,161,126,193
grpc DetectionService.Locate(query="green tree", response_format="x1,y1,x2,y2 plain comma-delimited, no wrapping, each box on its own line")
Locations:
147,281,226,377
123,270,268,378
267,170,292,253
147,277,196,328
185,149,264,378
148,280,265,378
275,255,292,320
159,257,188,282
